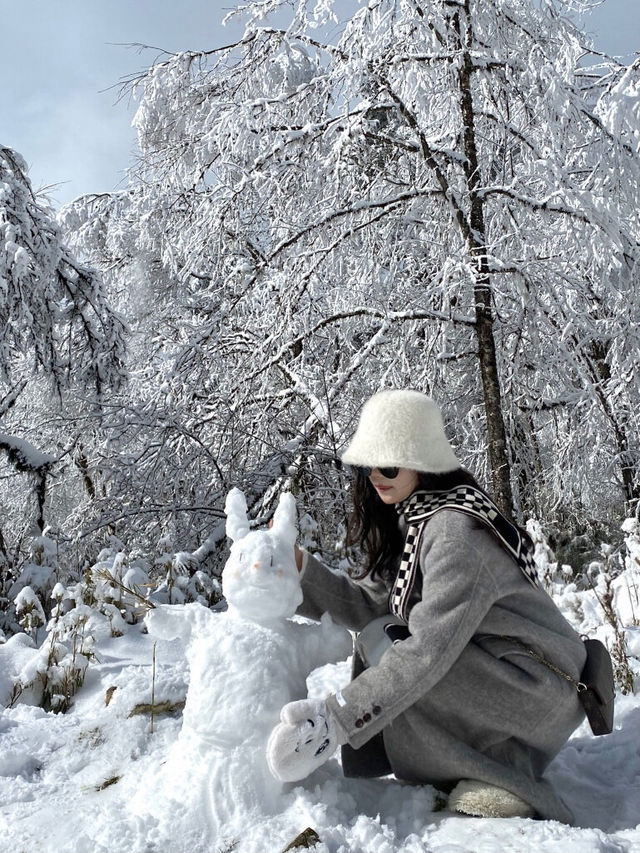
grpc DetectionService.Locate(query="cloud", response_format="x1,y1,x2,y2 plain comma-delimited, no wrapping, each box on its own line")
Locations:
1,0,236,205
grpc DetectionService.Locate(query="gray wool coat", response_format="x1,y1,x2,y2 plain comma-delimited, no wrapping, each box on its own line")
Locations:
298,510,586,824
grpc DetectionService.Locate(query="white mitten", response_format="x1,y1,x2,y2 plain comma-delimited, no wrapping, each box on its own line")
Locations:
266,698,345,782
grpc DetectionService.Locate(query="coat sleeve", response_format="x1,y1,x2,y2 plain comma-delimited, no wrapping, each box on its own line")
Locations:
326,512,501,748
297,552,390,631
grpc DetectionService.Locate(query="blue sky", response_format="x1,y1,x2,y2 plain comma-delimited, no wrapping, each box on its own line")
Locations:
1,0,637,207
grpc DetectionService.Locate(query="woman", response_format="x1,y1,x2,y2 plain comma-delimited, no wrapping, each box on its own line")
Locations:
266,390,586,822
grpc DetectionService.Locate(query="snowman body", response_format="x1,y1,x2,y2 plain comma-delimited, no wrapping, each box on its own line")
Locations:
145,489,352,838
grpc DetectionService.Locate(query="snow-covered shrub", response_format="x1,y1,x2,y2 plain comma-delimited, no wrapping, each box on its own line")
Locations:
620,518,640,627
534,518,638,695
547,517,625,588
70,545,152,629
52,535,224,629
39,603,98,712
585,547,635,695
153,535,187,606
183,569,222,608
0,631,38,708
151,531,222,607
7,533,223,712
5,600,106,712
4,542,153,710
526,519,574,588
298,511,320,554
151,551,222,607
4,535,59,633
14,586,46,641
5,537,159,712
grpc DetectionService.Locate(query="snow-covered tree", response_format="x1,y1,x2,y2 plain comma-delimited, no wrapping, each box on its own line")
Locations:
61,1,638,554
0,146,127,588
1,147,126,396
59,188,229,555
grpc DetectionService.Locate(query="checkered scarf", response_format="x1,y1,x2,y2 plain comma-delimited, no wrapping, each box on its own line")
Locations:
390,486,540,622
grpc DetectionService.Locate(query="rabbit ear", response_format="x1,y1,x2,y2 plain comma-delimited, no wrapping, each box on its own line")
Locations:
225,488,250,542
271,492,298,546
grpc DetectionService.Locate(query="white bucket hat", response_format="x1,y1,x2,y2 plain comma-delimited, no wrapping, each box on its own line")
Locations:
341,390,459,473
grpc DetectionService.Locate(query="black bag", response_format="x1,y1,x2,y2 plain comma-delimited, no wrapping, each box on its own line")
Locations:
578,638,615,736
504,634,616,737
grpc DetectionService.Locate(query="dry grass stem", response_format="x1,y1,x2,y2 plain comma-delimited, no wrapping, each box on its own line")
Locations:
96,569,156,610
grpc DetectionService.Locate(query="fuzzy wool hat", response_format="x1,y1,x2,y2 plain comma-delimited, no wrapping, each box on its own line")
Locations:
341,390,459,473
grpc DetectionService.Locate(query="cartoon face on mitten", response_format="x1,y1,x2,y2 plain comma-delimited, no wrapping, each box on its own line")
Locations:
222,488,303,624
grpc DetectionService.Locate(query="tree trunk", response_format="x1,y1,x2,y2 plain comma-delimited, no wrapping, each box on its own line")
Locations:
455,5,515,517
588,341,640,508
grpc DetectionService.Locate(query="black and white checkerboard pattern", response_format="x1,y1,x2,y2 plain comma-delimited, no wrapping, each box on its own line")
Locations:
390,486,540,620
404,486,500,522
390,523,424,622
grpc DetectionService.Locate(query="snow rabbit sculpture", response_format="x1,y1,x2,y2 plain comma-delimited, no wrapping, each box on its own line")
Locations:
144,488,352,840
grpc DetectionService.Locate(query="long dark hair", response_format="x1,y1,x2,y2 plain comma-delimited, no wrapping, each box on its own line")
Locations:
346,467,486,581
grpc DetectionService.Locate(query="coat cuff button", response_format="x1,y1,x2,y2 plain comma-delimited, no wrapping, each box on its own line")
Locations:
372,705,382,715
355,718,364,728
363,712,372,723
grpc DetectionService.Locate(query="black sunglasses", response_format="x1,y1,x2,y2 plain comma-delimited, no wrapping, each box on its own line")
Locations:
353,466,400,480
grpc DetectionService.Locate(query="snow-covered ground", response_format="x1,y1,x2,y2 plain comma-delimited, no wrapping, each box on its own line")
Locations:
0,620,639,853
1,513,639,852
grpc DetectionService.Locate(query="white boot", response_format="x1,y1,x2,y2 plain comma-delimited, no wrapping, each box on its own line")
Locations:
448,779,536,819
